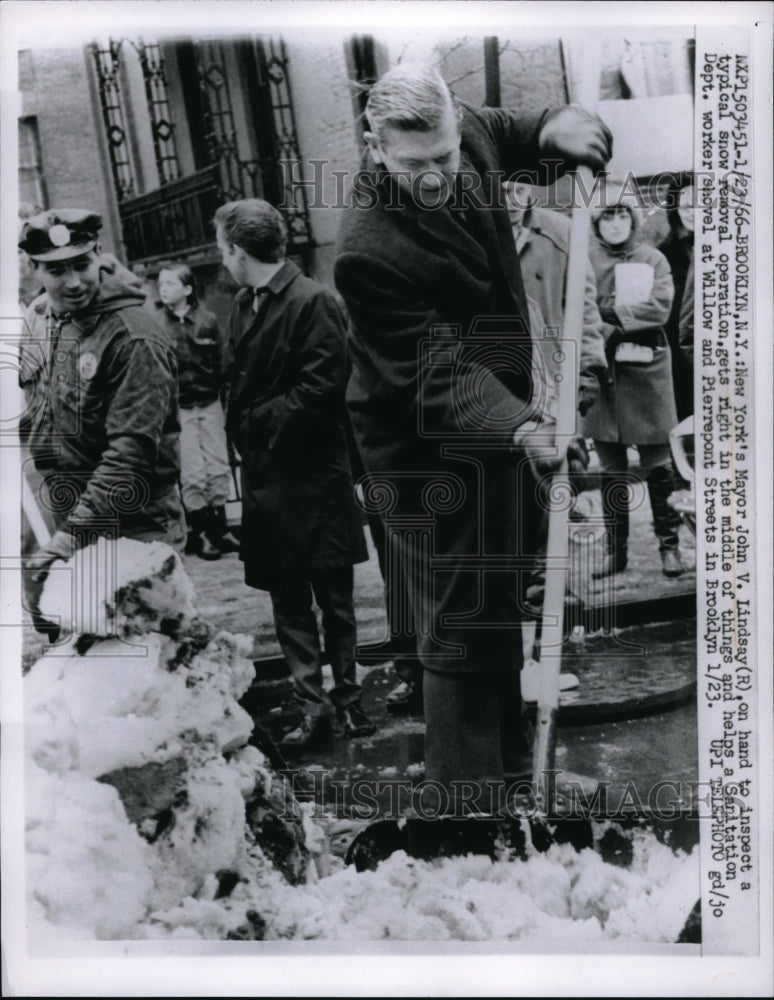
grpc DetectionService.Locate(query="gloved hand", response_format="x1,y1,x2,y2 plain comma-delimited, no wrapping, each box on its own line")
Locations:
577,371,600,416
513,417,561,479
599,305,620,326
23,529,77,636
539,105,613,172
604,326,625,368
567,434,590,476
513,421,590,479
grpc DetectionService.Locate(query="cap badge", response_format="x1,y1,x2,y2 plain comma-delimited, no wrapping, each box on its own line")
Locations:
49,224,72,248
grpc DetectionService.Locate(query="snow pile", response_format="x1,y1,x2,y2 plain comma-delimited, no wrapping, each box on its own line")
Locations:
143,833,698,944
39,537,196,637
26,629,255,778
25,539,699,944
25,539,316,939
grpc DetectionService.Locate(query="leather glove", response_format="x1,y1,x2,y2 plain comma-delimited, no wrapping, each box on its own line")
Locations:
513,416,561,479
539,105,613,172
513,420,590,479
604,326,625,368
599,305,621,326
23,529,77,637
567,434,590,476
577,371,600,416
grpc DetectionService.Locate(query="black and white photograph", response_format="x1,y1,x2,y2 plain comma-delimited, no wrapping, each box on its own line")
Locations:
1,1,772,996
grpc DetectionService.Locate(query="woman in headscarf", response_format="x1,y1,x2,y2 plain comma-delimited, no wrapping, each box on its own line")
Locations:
583,181,686,579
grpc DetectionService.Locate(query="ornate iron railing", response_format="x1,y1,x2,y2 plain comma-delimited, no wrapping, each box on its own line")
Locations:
118,165,220,262
262,38,312,247
191,36,312,248
93,34,311,261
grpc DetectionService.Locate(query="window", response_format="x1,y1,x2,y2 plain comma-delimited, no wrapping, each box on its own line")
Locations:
18,116,47,211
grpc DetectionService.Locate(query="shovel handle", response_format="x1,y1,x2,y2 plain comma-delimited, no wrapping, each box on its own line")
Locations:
533,165,595,806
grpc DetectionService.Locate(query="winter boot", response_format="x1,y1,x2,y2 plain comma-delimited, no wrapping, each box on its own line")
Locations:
646,465,686,578
592,476,629,579
184,524,199,555
189,508,221,561
207,505,240,554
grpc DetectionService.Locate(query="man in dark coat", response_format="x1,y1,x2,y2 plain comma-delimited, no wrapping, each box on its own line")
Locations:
18,208,185,636
215,198,374,748
334,64,611,812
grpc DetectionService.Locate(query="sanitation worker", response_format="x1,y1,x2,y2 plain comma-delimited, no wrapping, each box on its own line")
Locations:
18,208,185,635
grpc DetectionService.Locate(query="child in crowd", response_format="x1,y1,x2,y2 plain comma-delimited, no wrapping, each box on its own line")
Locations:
155,261,239,559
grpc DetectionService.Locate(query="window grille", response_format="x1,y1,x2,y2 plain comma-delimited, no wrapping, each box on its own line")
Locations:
136,40,181,185
91,40,136,201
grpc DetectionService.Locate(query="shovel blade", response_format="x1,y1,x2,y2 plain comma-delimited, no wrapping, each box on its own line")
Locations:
345,813,600,872
346,808,700,871
346,816,531,872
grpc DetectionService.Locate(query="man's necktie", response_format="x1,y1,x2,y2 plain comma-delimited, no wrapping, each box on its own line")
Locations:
252,287,269,313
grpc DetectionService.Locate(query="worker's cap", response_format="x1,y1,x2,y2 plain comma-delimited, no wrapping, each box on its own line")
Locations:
18,209,102,262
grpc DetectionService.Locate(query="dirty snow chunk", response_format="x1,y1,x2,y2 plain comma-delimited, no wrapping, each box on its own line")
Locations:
145,896,245,941
145,747,252,911
229,744,273,799
26,765,153,940
39,538,196,638
25,631,255,778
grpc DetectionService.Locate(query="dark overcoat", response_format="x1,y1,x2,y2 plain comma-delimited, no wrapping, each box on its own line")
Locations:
334,104,556,675
224,260,367,591
658,231,695,419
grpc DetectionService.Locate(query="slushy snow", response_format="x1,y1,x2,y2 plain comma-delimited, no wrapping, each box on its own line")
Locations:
25,538,700,943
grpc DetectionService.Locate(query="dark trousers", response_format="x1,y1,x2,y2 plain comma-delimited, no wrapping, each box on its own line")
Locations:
594,442,681,552
269,566,362,716
367,509,424,689
421,670,533,813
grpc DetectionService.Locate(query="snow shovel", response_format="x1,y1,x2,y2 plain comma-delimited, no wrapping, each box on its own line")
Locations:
530,162,596,813
344,169,702,945
345,164,599,869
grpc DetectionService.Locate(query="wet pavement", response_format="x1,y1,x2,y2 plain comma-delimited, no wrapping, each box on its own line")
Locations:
173,501,699,824
260,618,698,818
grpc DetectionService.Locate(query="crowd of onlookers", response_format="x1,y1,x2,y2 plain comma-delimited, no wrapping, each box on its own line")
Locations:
18,64,696,781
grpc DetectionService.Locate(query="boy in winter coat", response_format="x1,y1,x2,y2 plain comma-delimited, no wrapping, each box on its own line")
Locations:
154,261,239,560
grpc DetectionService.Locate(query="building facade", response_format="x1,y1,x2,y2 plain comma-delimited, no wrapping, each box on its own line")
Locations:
18,29,694,324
